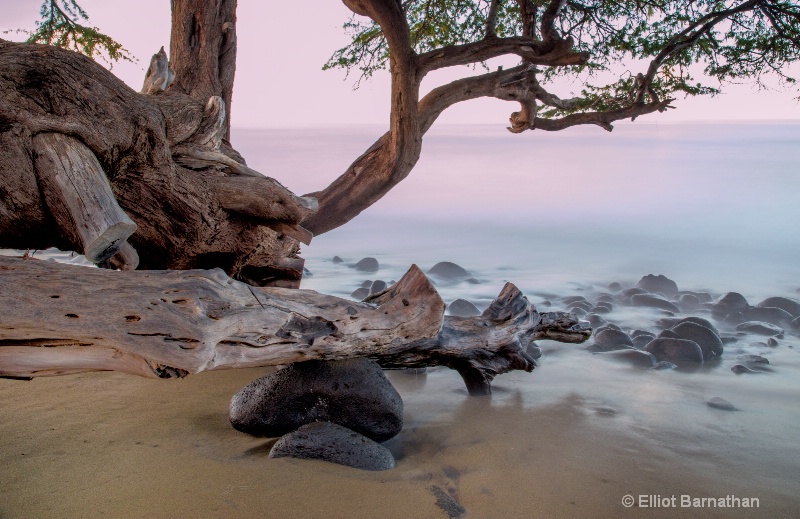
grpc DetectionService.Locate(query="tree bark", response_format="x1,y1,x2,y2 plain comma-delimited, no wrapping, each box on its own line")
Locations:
169,0,238,139
0,256,590,393
0,40,310,287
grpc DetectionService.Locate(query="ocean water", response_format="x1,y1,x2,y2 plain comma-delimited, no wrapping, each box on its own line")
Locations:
2,122,799,518
235,122,800,300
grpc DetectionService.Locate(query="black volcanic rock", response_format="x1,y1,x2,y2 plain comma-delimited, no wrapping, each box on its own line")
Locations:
644,338,704,363
269,422,396,471
427,261,469,279
352,257,380,272
447,298,480,317
636,274,679,298
230,358,403,442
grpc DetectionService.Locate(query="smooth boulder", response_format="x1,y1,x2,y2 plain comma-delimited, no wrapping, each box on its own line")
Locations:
670,321,723,359
756,296,800,318
269,422,396,471
637,274,679,298
713,292,749,318
588,328,634,352
631,294,680,313
735,321,784,336
230,358,403,442
743,306,794,326
447,298,480,317
352,257,380,272
644,338,704,363
427,261,469,279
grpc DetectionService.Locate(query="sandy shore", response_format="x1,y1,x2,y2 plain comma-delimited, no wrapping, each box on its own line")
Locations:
2,343,797,518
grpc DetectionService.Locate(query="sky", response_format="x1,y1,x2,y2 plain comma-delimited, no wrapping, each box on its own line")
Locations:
3,0,800,128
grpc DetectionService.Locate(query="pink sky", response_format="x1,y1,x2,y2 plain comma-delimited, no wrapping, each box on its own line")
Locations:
4,0,800,127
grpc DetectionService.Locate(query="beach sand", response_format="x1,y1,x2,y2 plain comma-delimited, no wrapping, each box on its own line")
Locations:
2,340,798,518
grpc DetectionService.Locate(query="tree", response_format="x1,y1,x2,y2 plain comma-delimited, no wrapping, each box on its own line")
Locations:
1,0,798,283
0,0,797,388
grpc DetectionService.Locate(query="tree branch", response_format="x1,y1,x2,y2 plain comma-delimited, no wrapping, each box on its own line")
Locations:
636,0,760,103
486,0,502,38
417,36,588,75
516,0,538,38
541,0,567,42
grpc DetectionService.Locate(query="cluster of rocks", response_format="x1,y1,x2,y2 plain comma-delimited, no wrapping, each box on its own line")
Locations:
230,358,403,471
573,274,799,373
335,258,484,317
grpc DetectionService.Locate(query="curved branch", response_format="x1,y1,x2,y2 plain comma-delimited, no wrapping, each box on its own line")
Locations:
486,0,502,38
541,0,567,42
418,36,588,75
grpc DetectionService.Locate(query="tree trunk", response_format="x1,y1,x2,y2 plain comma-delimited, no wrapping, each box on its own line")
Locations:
0,40,310,287
0,256,591,393
169,0,238,140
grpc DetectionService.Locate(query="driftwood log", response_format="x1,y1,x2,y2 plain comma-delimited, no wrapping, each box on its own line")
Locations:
0,256,590,394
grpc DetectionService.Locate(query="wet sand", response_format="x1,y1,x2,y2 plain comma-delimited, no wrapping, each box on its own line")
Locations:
2,336,798,518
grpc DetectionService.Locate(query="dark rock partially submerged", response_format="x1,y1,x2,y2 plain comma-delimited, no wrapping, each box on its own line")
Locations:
427,261,469,279
707,397,738,411
644,338,704,363
230,358,403,442
352,257,380,272
631,293,680,313
713,292,749,318
736,321,784,336
637,274,679,298
756,296,800,318
447,298,480,317
670,321,723,359
588,328,633,352
350,287,370,300
269,422,396,471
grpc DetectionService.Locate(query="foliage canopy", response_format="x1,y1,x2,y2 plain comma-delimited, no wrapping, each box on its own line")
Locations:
14,0,133,65
326,0,800,116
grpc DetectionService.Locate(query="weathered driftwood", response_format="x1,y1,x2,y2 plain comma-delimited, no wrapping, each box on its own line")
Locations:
0,257,590,393
140,47,174,95
0,40,314,286
32,133,137,265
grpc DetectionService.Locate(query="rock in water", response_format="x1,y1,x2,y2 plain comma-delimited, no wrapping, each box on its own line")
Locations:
370,280,387,294
644,338,704,363
427,261,469,279
598,348,657,368
731,364,764,374
332,256,344,264
588,328,633,352
712,292,750,318
636,274,679,298
670,321,724,359
630,294,680,313
743,306,794,326
736,354,769,365
447,298,480,317
707,397,738,411
230,358,403,442
350,287,370,300
352,257,380,272
756,296,800,318
735,321,784,336
269,422,396,471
